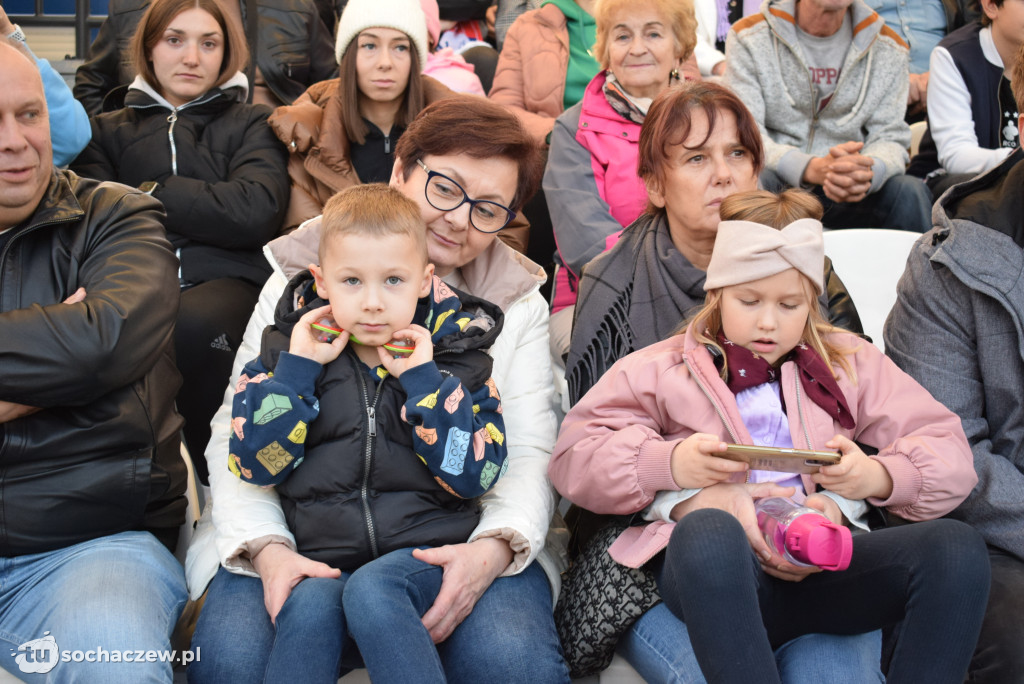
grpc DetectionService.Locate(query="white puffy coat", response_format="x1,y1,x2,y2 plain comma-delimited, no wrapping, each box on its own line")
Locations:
185,217,568,601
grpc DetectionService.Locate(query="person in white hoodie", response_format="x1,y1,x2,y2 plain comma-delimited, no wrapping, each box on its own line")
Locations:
186,96,572,683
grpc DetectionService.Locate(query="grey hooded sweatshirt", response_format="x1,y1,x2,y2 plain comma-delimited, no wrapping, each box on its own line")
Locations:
726,0,911,192
885,148,1024,560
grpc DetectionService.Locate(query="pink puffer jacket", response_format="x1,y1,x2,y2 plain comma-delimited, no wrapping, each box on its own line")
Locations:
549,328,978,568
488,3,569,145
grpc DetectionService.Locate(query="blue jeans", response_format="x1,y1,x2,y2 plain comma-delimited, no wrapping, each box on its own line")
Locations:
620,603,884,684
189,567,354,684
0,531,187,684
760,169,933,233
190,549,570,684
346,548,569,683
658,510,989,684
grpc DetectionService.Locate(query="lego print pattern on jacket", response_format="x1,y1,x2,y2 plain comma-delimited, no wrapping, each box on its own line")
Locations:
229,274,508,496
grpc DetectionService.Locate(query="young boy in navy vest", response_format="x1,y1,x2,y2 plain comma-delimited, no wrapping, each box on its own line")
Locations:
226,183,509,679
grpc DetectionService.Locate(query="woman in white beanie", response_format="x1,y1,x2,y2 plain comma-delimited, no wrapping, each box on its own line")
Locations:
268,0,454,232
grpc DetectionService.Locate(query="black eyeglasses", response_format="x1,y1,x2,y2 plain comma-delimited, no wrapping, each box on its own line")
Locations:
417,159,516,233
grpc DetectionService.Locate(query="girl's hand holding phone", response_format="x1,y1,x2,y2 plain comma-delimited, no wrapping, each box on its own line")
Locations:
377,324,433,378
670,433,749,489
811,434,894,500
291,305,348,364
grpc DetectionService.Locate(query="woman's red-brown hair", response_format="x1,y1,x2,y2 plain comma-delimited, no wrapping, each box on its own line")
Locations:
638,80,764,214
393,96,543,212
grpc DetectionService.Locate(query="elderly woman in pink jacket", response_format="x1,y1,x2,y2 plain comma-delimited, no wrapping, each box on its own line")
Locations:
550,188,990,683
542,0,698,354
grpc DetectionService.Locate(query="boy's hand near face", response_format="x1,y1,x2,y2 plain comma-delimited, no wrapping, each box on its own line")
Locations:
291,305,348,365
377,324,433,378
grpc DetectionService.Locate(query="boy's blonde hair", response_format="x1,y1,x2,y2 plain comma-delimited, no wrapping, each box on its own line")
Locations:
683,189,856,380
319,184,427,265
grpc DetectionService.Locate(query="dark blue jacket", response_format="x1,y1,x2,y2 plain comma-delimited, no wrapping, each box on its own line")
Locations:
230,271,508,570
909,21,1004,177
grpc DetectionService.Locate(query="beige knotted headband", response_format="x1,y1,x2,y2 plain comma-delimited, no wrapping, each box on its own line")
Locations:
704,218,824,295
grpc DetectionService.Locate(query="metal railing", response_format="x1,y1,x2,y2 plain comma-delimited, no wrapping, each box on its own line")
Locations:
6,0,103,58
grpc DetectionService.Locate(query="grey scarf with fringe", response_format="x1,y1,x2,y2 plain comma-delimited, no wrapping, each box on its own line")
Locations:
566,212,707,404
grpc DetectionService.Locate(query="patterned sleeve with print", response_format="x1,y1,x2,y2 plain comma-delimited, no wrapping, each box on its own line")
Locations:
398,361,508,499
228,352,322,486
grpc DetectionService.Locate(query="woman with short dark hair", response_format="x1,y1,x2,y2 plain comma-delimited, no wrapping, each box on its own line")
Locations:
188,96,570,683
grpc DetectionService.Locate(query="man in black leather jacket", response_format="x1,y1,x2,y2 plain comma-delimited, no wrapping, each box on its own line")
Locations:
73,0,338,115
0,43,188,682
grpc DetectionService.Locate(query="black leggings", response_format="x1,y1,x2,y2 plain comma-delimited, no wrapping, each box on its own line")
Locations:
657,508,990,684
174,277,261,484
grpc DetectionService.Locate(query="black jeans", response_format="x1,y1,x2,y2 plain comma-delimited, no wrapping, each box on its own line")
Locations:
174,277,261,484
658,508,990,684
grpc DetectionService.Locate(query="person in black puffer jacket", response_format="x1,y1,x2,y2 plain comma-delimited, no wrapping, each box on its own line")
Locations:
71,0,290,482
73,0,338,115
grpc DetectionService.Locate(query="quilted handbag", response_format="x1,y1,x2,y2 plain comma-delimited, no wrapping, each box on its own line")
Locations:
553,521,662,678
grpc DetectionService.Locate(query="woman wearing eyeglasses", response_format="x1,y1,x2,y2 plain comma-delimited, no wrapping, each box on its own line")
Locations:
187,96,571,683
269,0,453,233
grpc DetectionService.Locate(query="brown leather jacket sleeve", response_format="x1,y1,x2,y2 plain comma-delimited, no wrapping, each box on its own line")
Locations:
269,81,332,154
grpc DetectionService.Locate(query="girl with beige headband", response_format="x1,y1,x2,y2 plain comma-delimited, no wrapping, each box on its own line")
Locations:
550,189,991,683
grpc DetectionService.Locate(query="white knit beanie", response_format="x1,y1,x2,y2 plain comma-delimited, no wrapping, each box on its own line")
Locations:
334,0,430,69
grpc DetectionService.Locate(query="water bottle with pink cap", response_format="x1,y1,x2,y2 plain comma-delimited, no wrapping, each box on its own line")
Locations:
755,497,853,571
